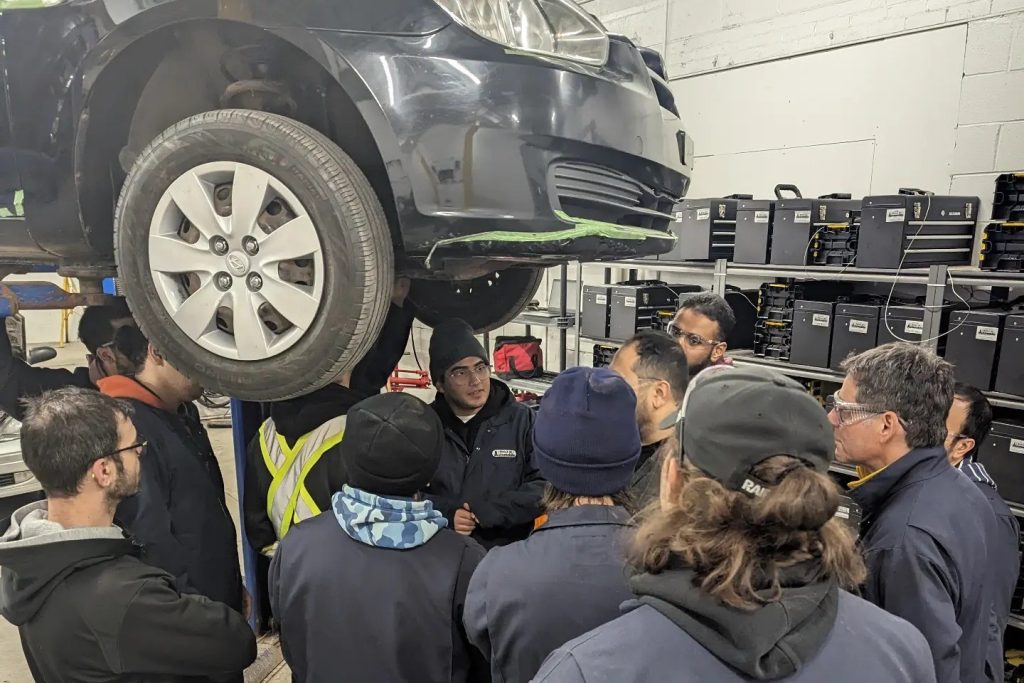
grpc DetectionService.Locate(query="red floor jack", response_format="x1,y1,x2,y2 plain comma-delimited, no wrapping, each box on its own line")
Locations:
387,367,431,392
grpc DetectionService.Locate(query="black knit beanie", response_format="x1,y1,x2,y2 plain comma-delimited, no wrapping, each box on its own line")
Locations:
428,319,488,384
341,393,444,497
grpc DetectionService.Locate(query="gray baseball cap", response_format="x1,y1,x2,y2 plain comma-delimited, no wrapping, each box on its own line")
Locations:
680,366,834,496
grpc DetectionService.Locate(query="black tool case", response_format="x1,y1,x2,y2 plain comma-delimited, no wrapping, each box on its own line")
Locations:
581,285,613,340
978,420,1024,505
876,304,956,352
830,303,881,371
857,189,980,268
669,195,751,261
943,310,1009,390
773,191,861,266
995,314,1024,396
608,281,702,342
734,196,777,265
790,300,835,368
591,343,620,368
993,173,1024,222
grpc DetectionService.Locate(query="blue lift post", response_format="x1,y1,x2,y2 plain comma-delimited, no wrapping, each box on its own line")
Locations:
231,399,270,631
0,281,115,317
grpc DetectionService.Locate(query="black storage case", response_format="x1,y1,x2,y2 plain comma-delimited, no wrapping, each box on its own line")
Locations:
608,281,702,343
668,195,750,262
978,420,1024,505
790,300,835,368
754,321,793,360
995,314,1024,396
581,285,613,340
877,304,955,351
773,193,861,266
830,304,881,371
857,190,980,268
734,198,776,265
944,310,1008,390
811,212,861,266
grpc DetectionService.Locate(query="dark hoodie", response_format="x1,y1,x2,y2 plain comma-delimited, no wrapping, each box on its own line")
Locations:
0,501,256,683
532,564,935,683
244,383,364,553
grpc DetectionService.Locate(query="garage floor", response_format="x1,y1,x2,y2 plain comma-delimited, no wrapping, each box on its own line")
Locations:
0,344,287,682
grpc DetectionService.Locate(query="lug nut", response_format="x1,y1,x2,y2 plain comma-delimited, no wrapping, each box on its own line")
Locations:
215,273,232,291
247,273,263,291
242,236,259,256
211,237,229,255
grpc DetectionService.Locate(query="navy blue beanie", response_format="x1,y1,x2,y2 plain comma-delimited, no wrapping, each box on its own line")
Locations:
533,367,642,496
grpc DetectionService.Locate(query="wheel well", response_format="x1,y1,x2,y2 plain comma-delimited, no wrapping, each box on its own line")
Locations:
77,20,401,256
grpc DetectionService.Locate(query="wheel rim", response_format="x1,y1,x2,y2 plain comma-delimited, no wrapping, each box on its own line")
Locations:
148,162,325,361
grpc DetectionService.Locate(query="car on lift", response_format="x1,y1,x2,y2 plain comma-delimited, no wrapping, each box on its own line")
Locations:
0,0,691,400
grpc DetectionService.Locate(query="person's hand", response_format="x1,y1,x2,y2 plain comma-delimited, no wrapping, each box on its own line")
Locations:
392,277,411,307
243,589,253,620
454,503,477,536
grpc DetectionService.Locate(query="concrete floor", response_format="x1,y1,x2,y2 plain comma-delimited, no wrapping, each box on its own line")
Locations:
0,344,248,682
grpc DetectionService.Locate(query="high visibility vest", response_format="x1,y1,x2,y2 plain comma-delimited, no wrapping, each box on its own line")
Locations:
258,414,346,544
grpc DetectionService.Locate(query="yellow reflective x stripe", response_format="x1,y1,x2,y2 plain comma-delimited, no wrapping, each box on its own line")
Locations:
264,430,310,522
277,430,344,538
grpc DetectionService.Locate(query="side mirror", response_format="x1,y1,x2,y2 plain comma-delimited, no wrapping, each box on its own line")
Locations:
28,346,57,366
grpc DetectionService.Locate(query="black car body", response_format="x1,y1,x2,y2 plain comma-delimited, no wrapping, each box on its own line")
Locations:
0,0,691,399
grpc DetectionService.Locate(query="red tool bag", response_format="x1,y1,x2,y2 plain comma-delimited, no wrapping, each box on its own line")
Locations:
493,336,544,379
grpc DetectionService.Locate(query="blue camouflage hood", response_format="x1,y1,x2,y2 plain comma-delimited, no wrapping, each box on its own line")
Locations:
333,485,447,549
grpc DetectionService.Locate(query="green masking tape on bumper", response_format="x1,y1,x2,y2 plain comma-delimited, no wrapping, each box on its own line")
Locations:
424,210,675,268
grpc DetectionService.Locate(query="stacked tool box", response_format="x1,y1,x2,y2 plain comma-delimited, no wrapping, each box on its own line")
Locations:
811,212,861,266
754,280,852,361
772,193,861,266
857,189,979,268
996,314,1024,395
734,198,777,265
668,195,750,261
581,285,613,340
944,310,1010,390
877,304,956,352
592,343,619,368
981,174,1024,272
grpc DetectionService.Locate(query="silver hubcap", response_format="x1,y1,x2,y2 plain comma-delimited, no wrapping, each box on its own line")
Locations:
148,162,325,361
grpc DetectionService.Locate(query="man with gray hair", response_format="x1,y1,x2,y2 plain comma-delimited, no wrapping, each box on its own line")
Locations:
829,343,1000,683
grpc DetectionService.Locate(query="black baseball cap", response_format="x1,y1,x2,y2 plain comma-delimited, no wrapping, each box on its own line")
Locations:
679,366,834,496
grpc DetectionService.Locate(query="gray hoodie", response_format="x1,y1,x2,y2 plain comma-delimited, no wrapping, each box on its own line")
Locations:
0,501,256,682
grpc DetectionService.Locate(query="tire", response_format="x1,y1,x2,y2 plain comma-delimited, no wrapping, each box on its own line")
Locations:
115,109,393,401
410,267,544,333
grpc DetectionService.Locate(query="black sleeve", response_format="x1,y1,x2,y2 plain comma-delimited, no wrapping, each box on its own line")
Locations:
0,326,92,420
117,578,256,676
349,301,415,397
118,434,200,596
243,432,277,555
454,540,490,683
469,411,545,530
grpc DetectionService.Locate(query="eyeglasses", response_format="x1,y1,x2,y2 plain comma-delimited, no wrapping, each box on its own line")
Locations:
667,324,720,349
447,363,491,386
100,441,147,460
825,392,909,429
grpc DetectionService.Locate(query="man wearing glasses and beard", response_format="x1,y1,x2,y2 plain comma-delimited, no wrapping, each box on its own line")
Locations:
426,319,545,549
668,293,735,378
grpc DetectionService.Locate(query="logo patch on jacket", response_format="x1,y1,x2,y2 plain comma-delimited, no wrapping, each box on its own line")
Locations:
492,449,517,458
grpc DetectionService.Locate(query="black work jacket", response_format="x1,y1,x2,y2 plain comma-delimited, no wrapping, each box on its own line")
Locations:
428,380,545,548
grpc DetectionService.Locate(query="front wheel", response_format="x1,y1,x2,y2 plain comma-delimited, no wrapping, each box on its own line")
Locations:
114,110,394,401
409,267,543,333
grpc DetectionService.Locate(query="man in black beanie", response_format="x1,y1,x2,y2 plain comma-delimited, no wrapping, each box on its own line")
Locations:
426,319,545,548
269,392,488,683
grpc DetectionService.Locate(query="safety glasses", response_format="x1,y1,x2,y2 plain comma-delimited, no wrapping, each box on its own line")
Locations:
825,392,909,429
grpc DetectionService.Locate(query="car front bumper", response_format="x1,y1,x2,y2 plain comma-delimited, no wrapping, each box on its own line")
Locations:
321,26,692,264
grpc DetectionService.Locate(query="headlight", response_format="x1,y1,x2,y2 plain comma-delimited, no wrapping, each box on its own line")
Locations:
435,0,610,66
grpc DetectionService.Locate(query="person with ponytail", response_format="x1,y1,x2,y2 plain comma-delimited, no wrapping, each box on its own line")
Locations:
532,366,935,683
